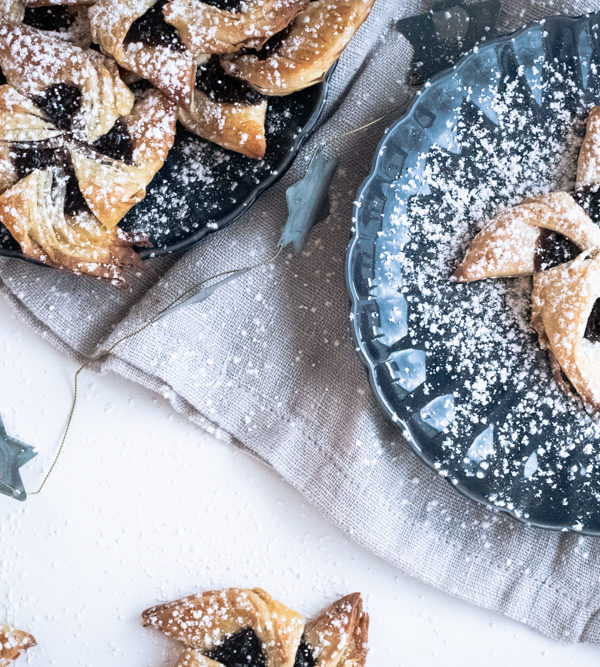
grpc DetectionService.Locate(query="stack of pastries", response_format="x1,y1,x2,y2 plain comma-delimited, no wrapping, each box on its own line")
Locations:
0,0,375,282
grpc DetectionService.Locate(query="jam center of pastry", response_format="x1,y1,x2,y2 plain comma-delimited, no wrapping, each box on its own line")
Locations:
252,25,294,60
125,0,186,53
32,83,82,131
293,639,317,667
196,59,264,105
202,0,244,10
11,142,67,179
92,119,134,164
206,628,266,667
585,299,600,343
534,229,580,272
63,168,89,217
574,184,600,224
23,7,74,32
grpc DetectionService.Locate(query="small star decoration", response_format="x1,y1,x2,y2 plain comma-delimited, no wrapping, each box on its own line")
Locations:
0,416,36,502
397,0,501,85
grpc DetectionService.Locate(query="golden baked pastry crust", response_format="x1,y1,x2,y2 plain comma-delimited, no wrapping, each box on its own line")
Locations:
0,22,134,142
577,105,600,187
72,88,178,228
0,624,36,667
89,0,196,108
163,0,308,57
179,89,267,159
143,588,369,667
0,24,177,281
304,593,369,667
531,251,600,413
143,588,305,667
223,0,375,96
454,192,599,282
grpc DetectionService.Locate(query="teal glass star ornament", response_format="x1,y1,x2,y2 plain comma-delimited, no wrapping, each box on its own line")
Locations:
0,416,36,501
397,0,501,85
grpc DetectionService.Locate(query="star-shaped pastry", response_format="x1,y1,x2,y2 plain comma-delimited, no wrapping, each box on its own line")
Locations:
397,0,501,85
0,21,178,283
0,416,36,502
142,588,369,667
0,624,35,666
455,106,600,414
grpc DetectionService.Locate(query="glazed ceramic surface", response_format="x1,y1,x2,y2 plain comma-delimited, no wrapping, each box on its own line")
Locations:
347,13,600,533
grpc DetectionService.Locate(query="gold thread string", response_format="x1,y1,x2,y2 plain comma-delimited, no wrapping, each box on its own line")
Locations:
26,245,284,497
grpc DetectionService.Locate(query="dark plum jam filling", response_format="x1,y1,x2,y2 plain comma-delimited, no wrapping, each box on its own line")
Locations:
534,228,580,272
12,142,67,179
585,299,600,343
207,628,266,667
202,0,244,10
23,6,73,32
293,639,316,667
196,58,264,105
92,119,134,164
31,83,82,131
125,0,186,53
574,184,600,224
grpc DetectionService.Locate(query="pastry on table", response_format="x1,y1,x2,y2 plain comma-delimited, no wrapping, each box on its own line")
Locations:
0,624,35,666
222,0,375,95
142,588,369,666
89,0,196,108
162,0,308,57
0,22,177,282
455,105,600,413
179,57,267,159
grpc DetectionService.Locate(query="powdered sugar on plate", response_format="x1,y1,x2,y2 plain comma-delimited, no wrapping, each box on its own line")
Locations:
350,15,600,531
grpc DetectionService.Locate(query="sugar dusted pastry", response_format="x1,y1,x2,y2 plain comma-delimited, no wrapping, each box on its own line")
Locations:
179,57,267,159
0,2,93,47
163,0,308,57
0,23,178,282
0,624,35,666
577,105,600,188
223,0,375,96
455,105,600,413
531,251,600,413
89,0,196,108
142,588,369,667
0,22,134,142
454,191,599,282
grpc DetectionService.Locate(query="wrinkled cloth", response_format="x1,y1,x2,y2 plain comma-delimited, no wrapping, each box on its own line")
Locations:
3,0,600,644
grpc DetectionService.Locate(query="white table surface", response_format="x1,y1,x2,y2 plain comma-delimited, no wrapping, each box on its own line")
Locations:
0,292,597,667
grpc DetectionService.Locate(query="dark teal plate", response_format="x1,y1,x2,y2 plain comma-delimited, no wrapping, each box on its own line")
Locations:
0,76,330,262
347,13,600,533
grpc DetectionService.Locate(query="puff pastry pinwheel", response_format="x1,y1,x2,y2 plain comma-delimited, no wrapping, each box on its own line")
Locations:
454,191,600,282
142,588,369,667
89,0,196,108
0,624,35,666
455,106,600,413
0,0,93,47
222,0,375,96
0,22,177,282
162,0,308,57
179,57,267,159
531,251,600,412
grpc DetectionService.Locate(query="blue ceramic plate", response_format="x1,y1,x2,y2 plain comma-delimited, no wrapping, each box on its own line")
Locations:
0,76,330,263
347,13,600,533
